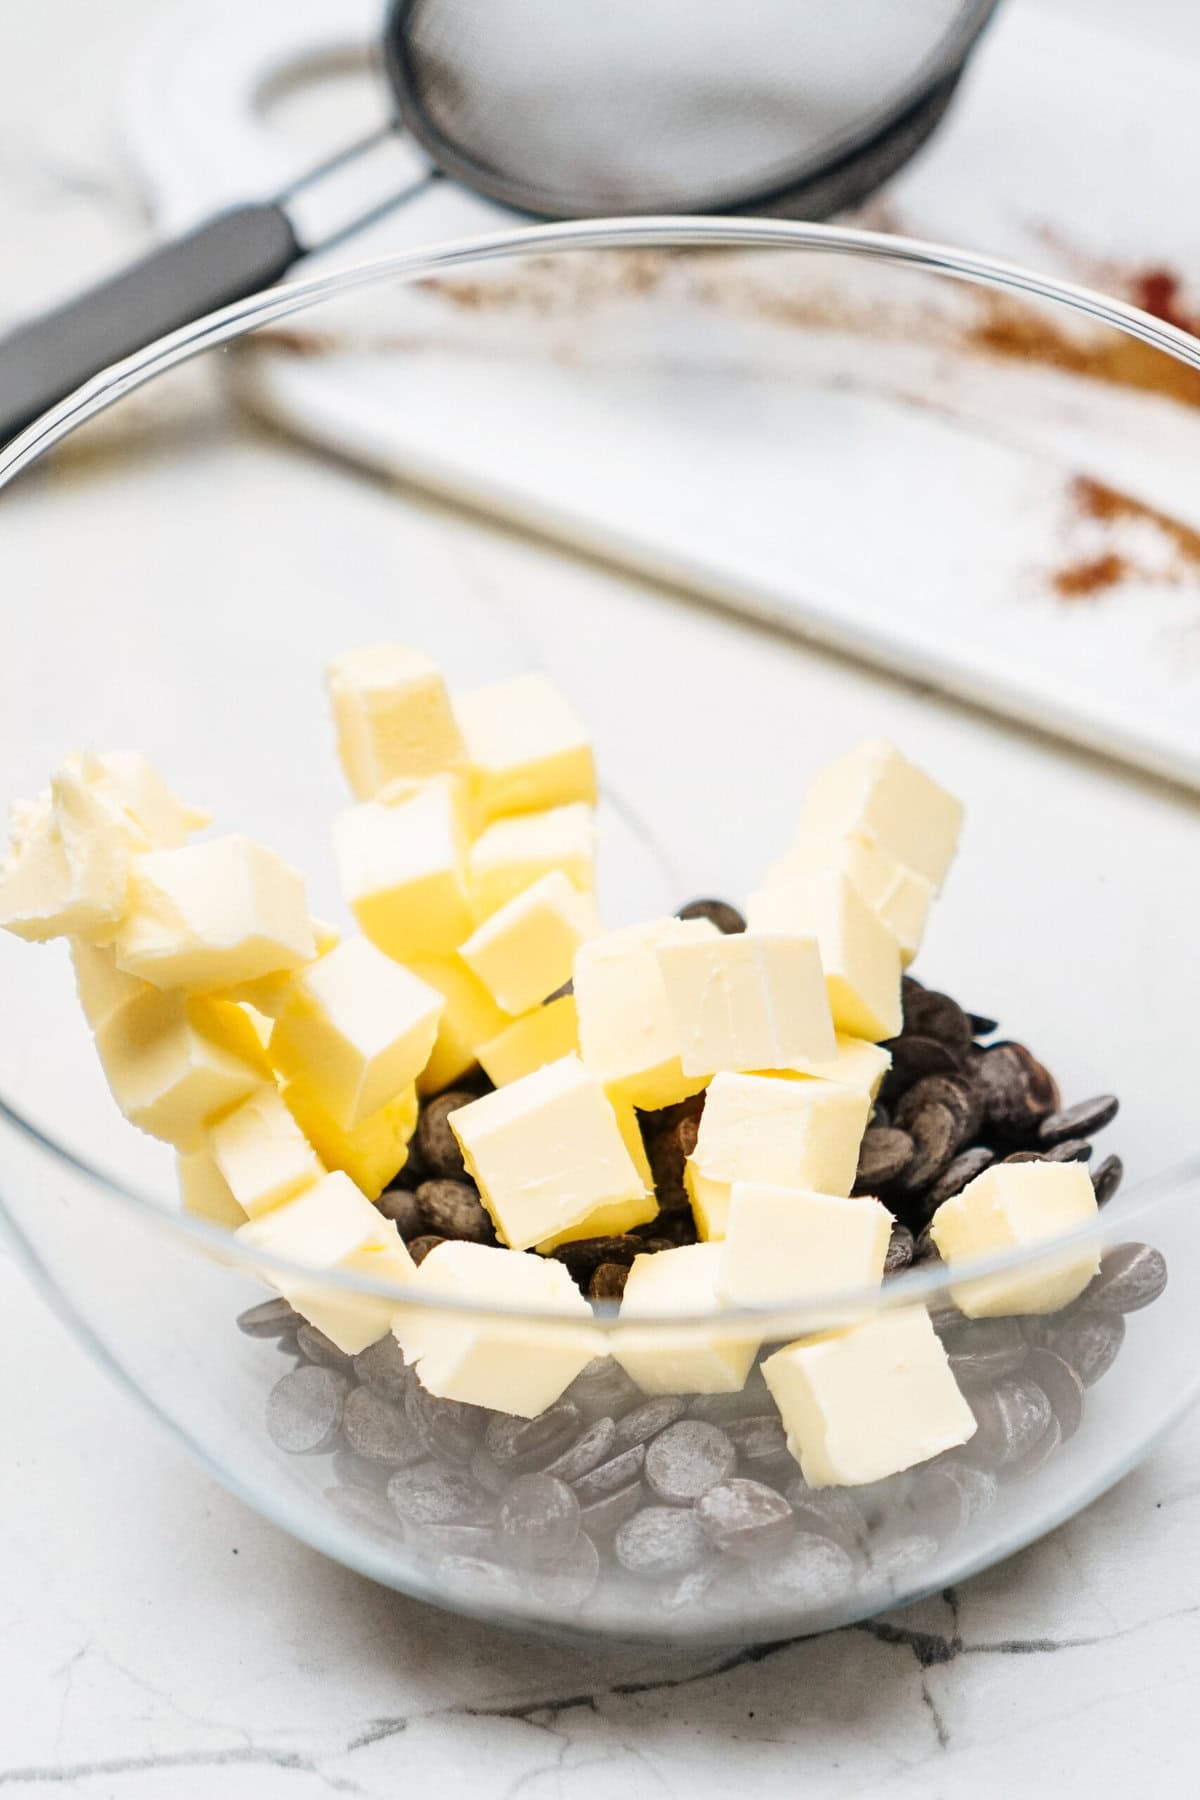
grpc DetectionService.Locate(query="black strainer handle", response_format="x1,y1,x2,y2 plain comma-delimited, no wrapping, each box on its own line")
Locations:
0,204,301,449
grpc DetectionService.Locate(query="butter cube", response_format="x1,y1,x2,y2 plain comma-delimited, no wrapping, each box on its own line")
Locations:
327,644,465,799
448,1053,645,1250
748,870,901,1042
454,672,597,824
468,802,595,920
687,1072,870,1240
791,1034,892,1100
460,872,601,1016
94,989,269,1149
536,1090,657,1249
930,1161,1100,1317
74,750,211,848
115,835,315,992
0,766,138,944
238,1169,418,1354
575,916,719,1111
282,1079,418,1201
394,1240,598,1417
770,834,934,967
334,779,471,959
477,994,580,1087
717,1183,891,1307
762,1307,976,1487
795,739,963,892
177,1150,246,1229
206,1085,325,1218
614,1243,759,1395
268,937,443,1131
216,916,341,1016
70,940,152,1032
406,955,510,1096
656,929,835,1077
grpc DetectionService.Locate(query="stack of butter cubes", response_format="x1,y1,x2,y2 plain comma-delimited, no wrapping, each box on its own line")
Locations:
0,653,1102,1487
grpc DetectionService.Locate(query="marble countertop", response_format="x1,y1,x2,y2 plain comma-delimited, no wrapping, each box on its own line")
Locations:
3,2,1200,1794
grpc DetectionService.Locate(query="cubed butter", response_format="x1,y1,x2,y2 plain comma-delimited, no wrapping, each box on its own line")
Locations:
327,644,465,799
70,939,151,1032
454,672,597,824
656,928,835,1077
791,1034,892,1100
794,739,963,892
238,1169,418,1354
216,916,341,1016
468,803,595,920
94,989,269,1149
748,870,901,1042
477,994,580,1087
686,1072,870,1240
177,1149,246,1229
334,778,471,959
929,1160,1100,1316
406,955,510,1096
448,1053,646,1251
762,1306,976,1487
769,833,934,967
536,1090,657,1249
206,1085,325,1218
574,916,719,1111
115,835,315,992
72,750,211,848
282,1078,418,1201
614,1243,759,1394
0,765,140,944
268,936,443,1131
393,1240,598,1417
716,1183,891,1307
460,871,601,1016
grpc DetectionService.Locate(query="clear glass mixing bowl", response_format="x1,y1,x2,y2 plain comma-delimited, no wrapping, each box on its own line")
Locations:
1,218,1198,1647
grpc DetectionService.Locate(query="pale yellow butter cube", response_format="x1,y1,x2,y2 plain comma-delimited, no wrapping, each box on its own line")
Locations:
614,1243,759,1395
717,1183,891,1307
406,955,510,1096
686,1072,870,1240
282,1079,418,1202
72,750,211,847
327,644,465,799
70,940,152,1032
762,1306,976,1487
216,916,341,1016
460,871,601,1016
238,1169,418,1354
206,1085,325,1218
536,1089,657,1249
448,1053,645,1250
0,766,139,944
177,1149,246,1229
115,835,315,993
393,1240,598,1417
94,989,269,1149
268,936,443,1131
930,1161,1100,1317
748,870,901,1042
656,929,835,1077
790,1034,892,1100
454,672,597,825
477,994,580,1087
795,739,963,892
468,802,596,920
770,834,934,967
574,916,719,1111
334,778,471,959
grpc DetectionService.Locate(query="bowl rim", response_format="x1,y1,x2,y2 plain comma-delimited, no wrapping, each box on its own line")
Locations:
2,212,1198,1330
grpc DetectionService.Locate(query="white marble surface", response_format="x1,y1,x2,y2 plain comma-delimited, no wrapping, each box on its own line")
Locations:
3,2,1200,1794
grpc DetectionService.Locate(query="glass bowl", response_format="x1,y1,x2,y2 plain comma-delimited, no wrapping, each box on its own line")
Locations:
1,217,1199,1648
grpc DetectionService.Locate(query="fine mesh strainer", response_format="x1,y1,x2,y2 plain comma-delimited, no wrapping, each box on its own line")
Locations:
0,0,1000,445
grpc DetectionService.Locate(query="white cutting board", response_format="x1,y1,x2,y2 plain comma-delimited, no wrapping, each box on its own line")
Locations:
125,0,1200,788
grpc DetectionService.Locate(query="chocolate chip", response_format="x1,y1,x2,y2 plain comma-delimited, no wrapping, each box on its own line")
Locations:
551,1234,648,1280
853,1127,914,1192
909,1461,997,1536
376,1187,424,1238
1004,1150,1046,1164
613,1395,687,1449
435,1554,521,1604
894,1074,982,1148
407,1235,446,1265
386,1464,490,1526
571,1443,647,1503
415,1092,472,1180
1022,1348,1084,1441
527,1531,600,1608
751,1533,856,1607
405,1382,487,1465
638,1213,698,1249
563,1356,643,1422
940,1317,1027,1383
870,1101,890,1129
415,1179,494,1244
784,1482,867,1554
295,1323,354,1371
541,1415,618,1484
644,1420,738,1502
498,1474,580,1568
267,1366,349,1455
589,1262,630,1301
237,1297,299,1338
578,1479,645,1537
867,1533,939,1590
901,986,974,1061
968,1012,999,1038
695,1479,794,1557
1092,1154,1124,1207
643,1118,695,1213
924,1146,995,1211
972,1041,1060,1137
894,1101,958,1194
1043,1139,1093,1164
418,1521,499,1557
885,1224,915,1275
879,1034,960,1102
485,1402,582,1473
342,1385,427,1465
325,1484,403,1537
1080,1242,1167,1315
725,1414,790,1472
615,1505,708,1577
352,1334,409,1402
1038,1095,1119,1146
1029,1309,1125,1387
913,1223,941,1264
332,1447,389,1492
1007,1411,1062,1476
676,898,746,934
967,1377,1053,1466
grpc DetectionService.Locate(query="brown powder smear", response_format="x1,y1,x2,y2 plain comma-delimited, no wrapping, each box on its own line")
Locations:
1050,476,1200,604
